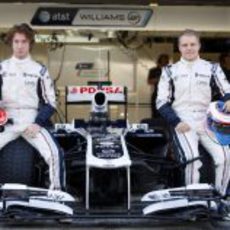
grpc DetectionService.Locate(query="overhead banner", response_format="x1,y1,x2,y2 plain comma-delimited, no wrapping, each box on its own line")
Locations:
31,7,153,27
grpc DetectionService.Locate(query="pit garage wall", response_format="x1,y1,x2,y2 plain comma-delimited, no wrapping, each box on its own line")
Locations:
46,42,174,123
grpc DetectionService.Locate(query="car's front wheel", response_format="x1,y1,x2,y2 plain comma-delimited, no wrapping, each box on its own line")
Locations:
0,137,37,186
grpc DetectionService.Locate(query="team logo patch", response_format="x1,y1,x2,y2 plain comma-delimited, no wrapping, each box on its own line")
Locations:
195,73,210,78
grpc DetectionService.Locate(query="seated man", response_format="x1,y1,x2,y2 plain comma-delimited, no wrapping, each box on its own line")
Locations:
156,29,230,196
0,23,65,190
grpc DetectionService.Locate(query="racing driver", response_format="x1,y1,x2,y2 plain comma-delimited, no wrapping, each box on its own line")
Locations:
156,29,230,196
0,24,65,190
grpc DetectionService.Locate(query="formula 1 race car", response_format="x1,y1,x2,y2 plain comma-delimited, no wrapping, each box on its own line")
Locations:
0,84,229,227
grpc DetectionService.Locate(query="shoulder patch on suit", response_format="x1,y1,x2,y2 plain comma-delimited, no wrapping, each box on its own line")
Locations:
164,65,172,78
211,62,218,75
40,65,47,76
35,61,47,76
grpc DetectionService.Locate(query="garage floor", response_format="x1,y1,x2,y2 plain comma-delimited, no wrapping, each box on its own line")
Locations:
0,222,228,229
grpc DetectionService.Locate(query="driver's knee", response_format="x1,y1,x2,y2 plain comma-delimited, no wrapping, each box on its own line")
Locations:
213,154,225,167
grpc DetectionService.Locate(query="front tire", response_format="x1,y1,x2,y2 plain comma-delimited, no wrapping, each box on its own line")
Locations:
0,137,36,185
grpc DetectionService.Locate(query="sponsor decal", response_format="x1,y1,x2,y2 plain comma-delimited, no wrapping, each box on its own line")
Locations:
25,80,36,86
32,8,77,26
31,7,152,27
195,73,210,78
2,72,16,77
127,11,141,25
69,86,123,94
23,73,38,78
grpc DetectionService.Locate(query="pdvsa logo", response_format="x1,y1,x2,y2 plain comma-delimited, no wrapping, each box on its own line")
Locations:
70,86,123,94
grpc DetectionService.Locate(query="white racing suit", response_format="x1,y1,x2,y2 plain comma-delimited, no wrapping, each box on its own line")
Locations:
0,56,65,190
156,58,230,195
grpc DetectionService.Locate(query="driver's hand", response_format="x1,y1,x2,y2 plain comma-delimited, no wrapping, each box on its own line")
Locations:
223,100,230,113
175,122,191,133
24,124,41,138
